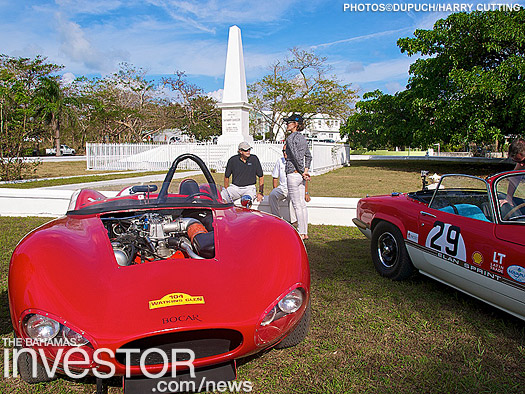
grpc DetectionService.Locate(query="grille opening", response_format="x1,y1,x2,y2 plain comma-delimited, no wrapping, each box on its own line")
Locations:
116,329,243,366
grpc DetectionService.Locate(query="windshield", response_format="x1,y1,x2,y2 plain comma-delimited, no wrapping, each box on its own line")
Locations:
495,173,525,223
429,175,493,222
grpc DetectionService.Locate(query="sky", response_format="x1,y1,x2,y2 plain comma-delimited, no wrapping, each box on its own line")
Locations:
0,0,520,100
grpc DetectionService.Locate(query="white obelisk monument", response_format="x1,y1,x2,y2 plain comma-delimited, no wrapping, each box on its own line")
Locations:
217,25,253,144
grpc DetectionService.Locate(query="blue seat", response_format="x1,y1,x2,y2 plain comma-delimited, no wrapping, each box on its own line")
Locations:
439,204,490,222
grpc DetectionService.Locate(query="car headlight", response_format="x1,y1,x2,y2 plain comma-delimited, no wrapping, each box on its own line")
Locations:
62,326,90,346
25,314,60,340
255,287,306,346
22,313,90,347
260,306,277,326
278,289,303,314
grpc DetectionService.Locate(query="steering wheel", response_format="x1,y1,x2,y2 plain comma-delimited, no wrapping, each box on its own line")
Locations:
185,192,212,201
503,202,525,220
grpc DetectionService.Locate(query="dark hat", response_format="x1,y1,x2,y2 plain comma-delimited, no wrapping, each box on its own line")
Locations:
283,113,304,123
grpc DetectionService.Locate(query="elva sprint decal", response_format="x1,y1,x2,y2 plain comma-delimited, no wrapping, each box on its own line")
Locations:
406,240,525,292
149,292,205,310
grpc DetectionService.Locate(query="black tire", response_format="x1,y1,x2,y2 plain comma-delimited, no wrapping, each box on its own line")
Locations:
275,302,311,349
371,221,414,281
16,349,55,383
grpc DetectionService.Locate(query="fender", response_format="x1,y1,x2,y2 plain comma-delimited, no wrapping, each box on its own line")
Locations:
371,212,407,238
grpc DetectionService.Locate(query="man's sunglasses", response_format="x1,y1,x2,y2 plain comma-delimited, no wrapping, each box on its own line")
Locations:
240,148,251,152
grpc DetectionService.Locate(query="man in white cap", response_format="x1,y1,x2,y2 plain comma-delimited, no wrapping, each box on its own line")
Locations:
222,141,264,203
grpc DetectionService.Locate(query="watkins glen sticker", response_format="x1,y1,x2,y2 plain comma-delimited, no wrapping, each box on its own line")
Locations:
407,231,419,243
507,265,525,283
149,292,205,310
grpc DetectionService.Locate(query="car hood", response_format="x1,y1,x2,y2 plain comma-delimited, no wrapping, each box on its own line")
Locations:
9,208,309,348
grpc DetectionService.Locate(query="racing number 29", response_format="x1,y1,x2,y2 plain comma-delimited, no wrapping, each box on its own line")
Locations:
429,221,461,256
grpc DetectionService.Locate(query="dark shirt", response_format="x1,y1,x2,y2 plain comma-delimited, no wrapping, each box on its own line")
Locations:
225,154,263,187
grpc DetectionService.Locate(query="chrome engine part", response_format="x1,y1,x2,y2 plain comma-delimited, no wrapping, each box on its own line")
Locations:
103,212,214,266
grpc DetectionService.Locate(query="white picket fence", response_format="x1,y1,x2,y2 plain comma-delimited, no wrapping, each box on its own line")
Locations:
86,142,350,174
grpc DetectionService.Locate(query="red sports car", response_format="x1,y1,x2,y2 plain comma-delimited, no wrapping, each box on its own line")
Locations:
353,170,525,321
9,154,310,394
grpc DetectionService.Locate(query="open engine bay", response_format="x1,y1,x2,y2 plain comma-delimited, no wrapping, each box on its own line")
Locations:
101,209,215,266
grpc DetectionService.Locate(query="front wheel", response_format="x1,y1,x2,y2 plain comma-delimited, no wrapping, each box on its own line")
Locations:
16,348,56,383
371,221,414,281
275,302,311,349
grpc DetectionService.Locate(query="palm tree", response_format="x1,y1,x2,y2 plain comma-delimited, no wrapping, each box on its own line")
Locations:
35,77,74,156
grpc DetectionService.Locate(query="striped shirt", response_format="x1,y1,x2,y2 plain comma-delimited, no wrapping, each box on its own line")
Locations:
285,132,312,175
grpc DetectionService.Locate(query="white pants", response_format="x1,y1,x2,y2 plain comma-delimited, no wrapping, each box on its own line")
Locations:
287,173,308,235
269,185,296,222
221,184,256,203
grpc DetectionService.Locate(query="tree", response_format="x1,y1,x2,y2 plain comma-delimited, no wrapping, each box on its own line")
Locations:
248,48,357,140
0,55,62,180
73,64,158,143
344,90,416,150
34,77,78,156
162,71,221,141
343,9,525,150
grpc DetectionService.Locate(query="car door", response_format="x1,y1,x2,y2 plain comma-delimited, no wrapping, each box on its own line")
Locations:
491,173,525,318
413,175,508,304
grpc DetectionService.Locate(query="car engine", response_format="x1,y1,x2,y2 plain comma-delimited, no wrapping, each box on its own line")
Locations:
101,210,215,266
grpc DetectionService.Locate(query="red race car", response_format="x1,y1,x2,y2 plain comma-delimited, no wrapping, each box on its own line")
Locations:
9,154,310,394
353,170,525,321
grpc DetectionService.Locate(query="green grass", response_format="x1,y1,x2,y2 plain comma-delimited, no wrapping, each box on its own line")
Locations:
308,160,513,198
0,220,523,393
349,149,427,156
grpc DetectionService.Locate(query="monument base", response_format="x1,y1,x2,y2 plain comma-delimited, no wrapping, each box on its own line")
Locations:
217,102,253,145
217,133,253,145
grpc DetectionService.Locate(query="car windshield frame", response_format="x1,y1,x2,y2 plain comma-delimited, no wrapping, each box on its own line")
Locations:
67,154,233,216
428,174,495,222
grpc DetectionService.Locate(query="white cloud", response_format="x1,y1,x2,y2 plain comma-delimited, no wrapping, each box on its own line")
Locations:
55,13,130,73
311,28,411,50
60,72,76,84
344,62,365,73
207,88,223,102
144,0,301,32
385,81,404,94
54,0,124,15
338,57,413,84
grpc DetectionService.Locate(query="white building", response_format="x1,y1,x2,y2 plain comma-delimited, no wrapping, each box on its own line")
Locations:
251,111,343,142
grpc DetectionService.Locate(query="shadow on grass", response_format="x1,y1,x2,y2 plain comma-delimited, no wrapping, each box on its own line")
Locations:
0,290,12,336
306,229,523,333
349,159,513,177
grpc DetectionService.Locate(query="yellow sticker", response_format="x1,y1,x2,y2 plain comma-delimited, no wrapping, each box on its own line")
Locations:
472,251,484,266
149,293,205,310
